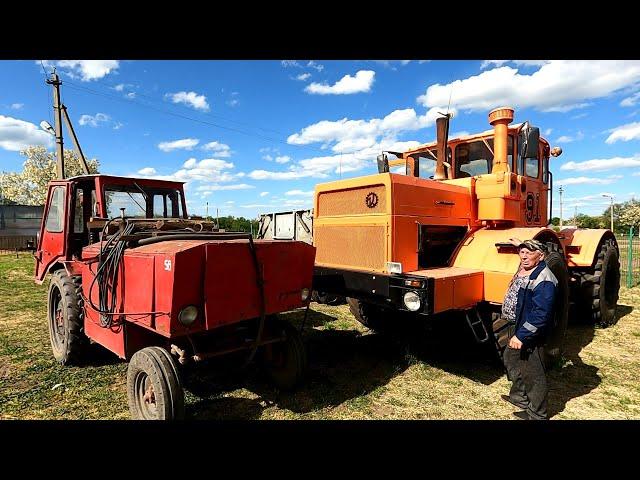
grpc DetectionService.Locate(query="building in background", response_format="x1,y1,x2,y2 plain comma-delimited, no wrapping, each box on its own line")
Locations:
0,205,43,251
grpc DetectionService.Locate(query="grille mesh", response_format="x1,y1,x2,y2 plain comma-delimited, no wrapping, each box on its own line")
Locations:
315,225,386,270
318,185,386,216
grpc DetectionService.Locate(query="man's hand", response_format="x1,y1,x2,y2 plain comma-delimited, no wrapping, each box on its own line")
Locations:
508,336,523,349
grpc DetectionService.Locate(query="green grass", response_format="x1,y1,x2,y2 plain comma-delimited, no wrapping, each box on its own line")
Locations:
1,252,639,420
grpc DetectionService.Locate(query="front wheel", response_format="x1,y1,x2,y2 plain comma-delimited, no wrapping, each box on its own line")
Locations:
542,248,570,369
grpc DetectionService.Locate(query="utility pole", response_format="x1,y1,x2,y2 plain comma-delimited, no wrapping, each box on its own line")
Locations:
216,208,219,229
574,206,578,225
559,185,564,228
206,202,209,218
46,71,65,179
602,194,614,232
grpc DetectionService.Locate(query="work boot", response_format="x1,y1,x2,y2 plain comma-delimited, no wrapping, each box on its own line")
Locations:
501,394,528,409
512,411,530,420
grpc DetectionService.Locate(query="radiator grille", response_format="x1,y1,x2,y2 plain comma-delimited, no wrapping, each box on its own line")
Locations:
315,225,387,271
318,185,386,216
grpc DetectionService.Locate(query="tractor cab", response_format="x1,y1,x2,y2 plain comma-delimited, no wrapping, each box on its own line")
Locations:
34,174,188,283
382,108,557,228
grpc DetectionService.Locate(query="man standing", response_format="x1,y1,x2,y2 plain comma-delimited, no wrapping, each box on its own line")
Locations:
500,239,558,420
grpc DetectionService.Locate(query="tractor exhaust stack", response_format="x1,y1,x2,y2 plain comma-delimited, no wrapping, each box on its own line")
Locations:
489,107,514,174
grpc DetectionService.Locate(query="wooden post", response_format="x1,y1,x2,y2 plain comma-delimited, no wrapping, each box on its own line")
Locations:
628,227,634,288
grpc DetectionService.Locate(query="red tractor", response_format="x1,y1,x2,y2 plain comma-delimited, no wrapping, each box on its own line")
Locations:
34,73,315,419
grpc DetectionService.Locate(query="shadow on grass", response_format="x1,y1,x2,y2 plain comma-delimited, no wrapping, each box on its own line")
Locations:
547,303,633,418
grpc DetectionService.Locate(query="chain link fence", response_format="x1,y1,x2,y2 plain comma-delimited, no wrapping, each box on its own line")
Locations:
617,231,640,287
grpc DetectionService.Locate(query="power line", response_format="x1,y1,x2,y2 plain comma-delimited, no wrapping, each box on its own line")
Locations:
62,79,331,158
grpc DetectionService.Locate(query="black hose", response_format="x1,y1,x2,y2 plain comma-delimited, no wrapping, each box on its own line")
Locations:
134,233,251,246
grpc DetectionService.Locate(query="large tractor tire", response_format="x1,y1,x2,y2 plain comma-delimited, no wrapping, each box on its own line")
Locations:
262,319,307,390
578,239,620,327
127,346,185,420
543,247,570,369
47,270,88,365
346,297,391,334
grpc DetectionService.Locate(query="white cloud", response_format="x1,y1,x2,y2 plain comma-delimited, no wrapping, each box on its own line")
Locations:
113,122,124,130
126,92,136,99
41,60,120,81
556,131,584,143
296,73,311,81
10,103,23,110
201,141,231,157
158,138,199,152
114,84,126,92
556,177,616,185
305,70,375,95
165,91,210,111
605,122,640,143
307,61,324,72
260,192,269,197
480,60,509,69
620,92,640,107
419,61,640,113
287,106,452,154
249,170,317,180
79,112,110,127
544,128,553,136
561,155,640,172
285,190,314,196
138,167,156,175
275,155,291,164
0,115,53,151
281,60,303,68
241,203,272,208
183,158,197,168
633,172,640,176
196,184,254,192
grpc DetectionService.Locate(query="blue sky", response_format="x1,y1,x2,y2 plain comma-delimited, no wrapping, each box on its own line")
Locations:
1,59,640,220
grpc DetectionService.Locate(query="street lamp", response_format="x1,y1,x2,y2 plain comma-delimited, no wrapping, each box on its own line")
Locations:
602,194,614,232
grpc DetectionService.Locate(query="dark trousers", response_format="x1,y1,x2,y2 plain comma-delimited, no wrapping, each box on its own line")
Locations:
503,343,548,420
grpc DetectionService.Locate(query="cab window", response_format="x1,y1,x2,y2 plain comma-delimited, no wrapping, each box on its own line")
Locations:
45,186,65,233
413,148,451,179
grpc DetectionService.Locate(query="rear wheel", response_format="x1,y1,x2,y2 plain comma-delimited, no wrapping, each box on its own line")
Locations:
47,270,87,365
263,320,307,390
127,346,185,420
577,239,620,327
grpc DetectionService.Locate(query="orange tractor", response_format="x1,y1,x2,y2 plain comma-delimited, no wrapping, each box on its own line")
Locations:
312,107,620,365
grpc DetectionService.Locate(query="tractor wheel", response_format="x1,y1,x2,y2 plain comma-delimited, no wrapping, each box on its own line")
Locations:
263,320,307,390
578,239,620,327
347,297,391,333
542,247,570,369
127,346,185,420
47,270,88,365
312,290,343,306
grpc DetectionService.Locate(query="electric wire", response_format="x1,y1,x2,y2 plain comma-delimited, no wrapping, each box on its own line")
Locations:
62,80,331,158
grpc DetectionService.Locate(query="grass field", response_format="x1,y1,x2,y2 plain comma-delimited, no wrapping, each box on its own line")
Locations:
1,252,639,420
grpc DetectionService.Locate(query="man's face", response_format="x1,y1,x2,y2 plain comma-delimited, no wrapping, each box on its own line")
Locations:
519,247,543,269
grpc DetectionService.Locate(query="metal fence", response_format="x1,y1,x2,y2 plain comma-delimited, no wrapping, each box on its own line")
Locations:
617,232,640,288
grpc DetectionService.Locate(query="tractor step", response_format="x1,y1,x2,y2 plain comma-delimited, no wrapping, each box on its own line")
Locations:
464,309,490,344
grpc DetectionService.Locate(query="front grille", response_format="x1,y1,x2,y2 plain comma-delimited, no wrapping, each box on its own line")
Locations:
314,224,387,271
317,185,386,216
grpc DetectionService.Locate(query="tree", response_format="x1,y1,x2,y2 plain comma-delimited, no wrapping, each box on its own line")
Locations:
575,213,605,229
0,146,99,206
617,200,640,232
550,217,560,226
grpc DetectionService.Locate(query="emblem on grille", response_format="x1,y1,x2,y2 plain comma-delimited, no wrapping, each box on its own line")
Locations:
365,192,379,208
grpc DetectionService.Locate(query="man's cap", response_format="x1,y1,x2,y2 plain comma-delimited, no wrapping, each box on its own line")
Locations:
509,238,547,253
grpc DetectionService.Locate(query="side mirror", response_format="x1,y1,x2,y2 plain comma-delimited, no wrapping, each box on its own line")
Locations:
377,153,389,173
520,124,540,159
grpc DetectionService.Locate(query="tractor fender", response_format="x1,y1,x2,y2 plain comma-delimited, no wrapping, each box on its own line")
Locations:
559,228,618,268
35,260,65,285
451,226,561,303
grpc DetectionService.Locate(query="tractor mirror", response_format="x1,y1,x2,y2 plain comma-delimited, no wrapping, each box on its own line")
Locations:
377,153,389,173
520,124,540,159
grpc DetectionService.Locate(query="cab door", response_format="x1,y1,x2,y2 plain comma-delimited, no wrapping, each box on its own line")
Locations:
35,184,68,282
517,142,546,227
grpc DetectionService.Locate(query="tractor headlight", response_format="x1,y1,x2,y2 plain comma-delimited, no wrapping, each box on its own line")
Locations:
301,288,310,301
403,291,421,312
178,305,199,326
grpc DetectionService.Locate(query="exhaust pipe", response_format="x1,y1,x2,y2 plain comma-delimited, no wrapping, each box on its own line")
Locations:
434,115,450,180
489,107,514,174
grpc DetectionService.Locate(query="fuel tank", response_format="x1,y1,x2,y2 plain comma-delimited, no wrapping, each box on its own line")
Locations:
80,239,315,340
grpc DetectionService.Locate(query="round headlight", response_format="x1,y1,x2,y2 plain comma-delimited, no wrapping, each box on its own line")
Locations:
178,305,198,326
301,288,310,301
403,291,421,312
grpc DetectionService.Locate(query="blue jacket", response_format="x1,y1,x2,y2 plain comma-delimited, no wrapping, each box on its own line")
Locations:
513,260,558,346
